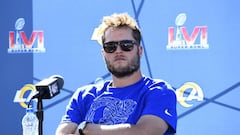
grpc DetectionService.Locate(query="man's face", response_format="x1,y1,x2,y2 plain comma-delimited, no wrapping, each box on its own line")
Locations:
102,27,142,78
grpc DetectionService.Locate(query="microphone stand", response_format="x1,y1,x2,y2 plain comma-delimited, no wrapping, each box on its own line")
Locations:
36,97,43,135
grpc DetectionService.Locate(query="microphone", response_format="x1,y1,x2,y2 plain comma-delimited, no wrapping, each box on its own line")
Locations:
32,75,64,99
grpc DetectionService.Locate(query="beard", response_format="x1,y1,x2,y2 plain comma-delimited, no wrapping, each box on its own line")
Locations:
105,52,140,78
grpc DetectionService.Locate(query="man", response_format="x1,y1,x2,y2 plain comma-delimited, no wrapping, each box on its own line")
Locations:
56,12,177,135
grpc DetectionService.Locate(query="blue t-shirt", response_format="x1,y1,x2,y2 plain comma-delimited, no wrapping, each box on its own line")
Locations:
61,76,177,134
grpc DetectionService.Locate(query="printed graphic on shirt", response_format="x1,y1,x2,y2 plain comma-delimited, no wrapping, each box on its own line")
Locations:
85,97,137,124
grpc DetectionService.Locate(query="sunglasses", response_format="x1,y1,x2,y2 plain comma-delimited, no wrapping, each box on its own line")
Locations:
103,40,138,53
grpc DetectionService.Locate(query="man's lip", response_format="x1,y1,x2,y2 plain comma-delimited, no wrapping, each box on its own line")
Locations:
115,58,125,61
114,56,125,61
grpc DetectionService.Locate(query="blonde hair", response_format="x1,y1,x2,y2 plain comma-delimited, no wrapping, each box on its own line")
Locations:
96,13,141,45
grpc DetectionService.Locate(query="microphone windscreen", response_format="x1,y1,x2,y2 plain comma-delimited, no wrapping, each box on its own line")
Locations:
50,75,64,89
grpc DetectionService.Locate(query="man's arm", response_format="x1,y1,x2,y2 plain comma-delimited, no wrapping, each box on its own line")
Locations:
55,122,78,135
83,115,168,135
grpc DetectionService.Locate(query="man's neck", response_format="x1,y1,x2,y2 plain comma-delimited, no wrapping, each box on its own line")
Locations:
111,70,142,88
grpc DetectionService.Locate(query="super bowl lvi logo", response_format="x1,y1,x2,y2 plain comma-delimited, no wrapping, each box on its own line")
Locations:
8,18,45,53
166,13,209,50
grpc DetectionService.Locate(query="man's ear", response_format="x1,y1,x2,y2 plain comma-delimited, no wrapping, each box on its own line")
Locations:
101,49,106,61
101,49,105,56
138,45,143,57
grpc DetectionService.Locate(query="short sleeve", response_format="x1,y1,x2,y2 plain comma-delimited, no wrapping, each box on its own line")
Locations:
142,87,177,134
60,88,85,124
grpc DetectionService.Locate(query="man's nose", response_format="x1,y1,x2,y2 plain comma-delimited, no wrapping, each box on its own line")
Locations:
115,45,122,52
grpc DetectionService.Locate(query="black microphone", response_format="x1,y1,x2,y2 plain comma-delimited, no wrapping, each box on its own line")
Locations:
32,75,64,99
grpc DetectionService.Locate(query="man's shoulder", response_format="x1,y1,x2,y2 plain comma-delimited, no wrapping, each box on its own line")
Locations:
142,77,176,100
143,77,174,91
76,80,111,93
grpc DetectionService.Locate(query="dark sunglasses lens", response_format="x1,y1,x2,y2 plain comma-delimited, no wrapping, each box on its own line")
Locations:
120,41,134,51
103,42,117,53
103,40,136,53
